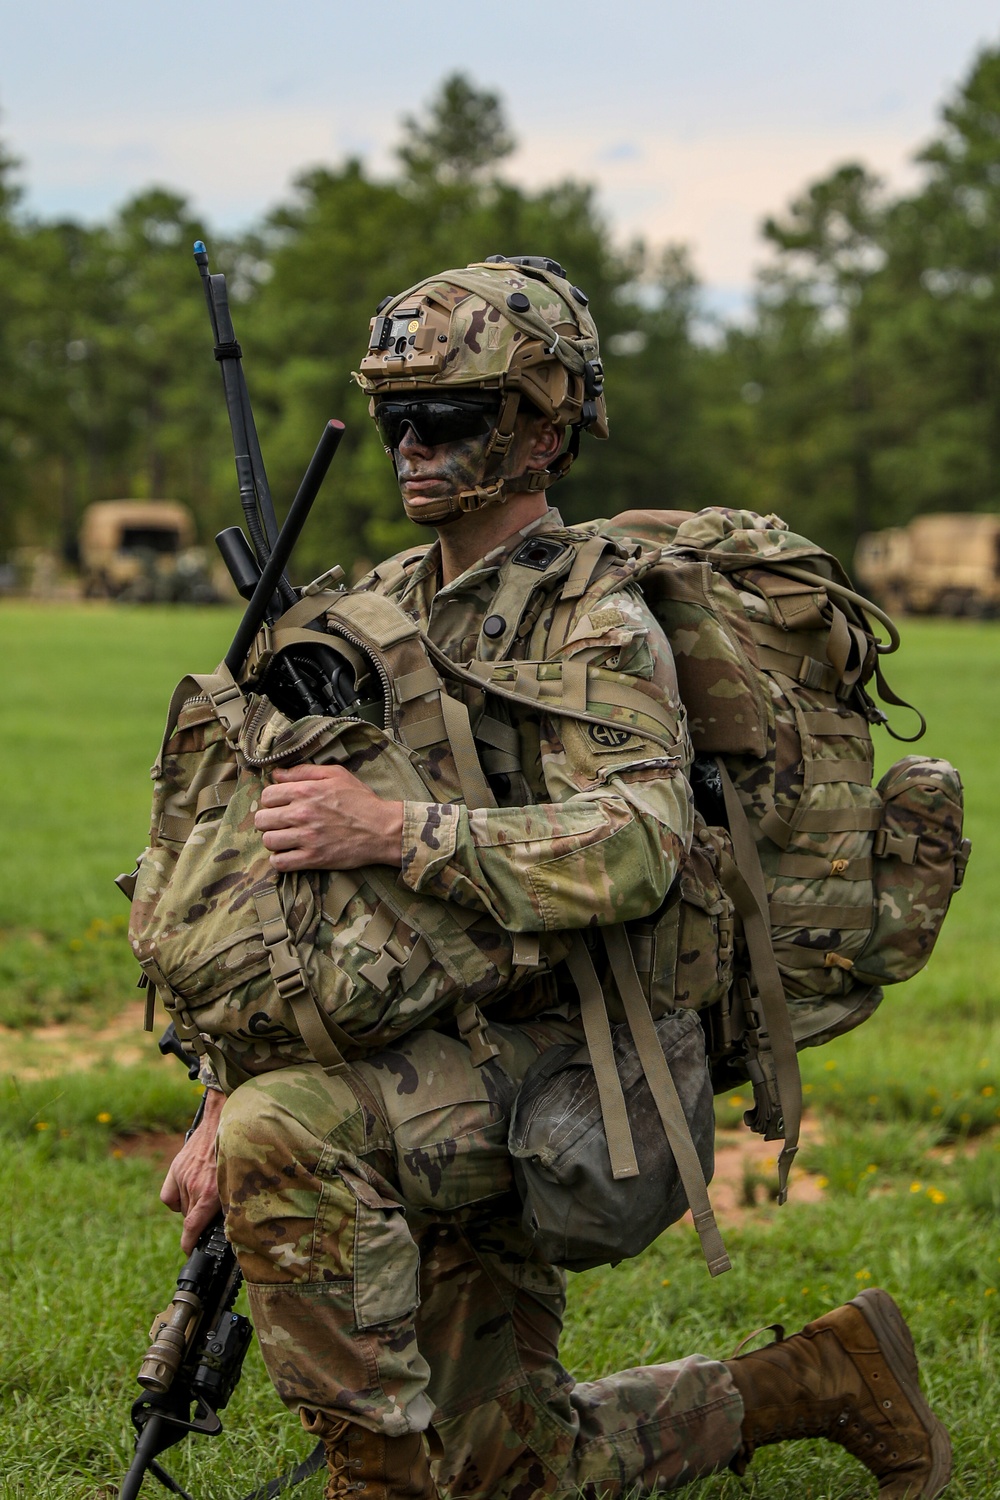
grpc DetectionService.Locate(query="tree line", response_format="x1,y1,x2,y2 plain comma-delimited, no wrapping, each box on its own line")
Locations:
2,53,1000,577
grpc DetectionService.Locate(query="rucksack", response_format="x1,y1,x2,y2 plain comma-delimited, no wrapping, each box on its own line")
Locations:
590,506,971,1197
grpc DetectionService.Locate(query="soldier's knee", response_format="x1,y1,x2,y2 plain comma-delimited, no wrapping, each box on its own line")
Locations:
217,1066,361,1172
217,1076,292,1167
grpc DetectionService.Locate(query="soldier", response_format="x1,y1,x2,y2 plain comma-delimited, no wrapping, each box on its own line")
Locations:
161,258,951,1498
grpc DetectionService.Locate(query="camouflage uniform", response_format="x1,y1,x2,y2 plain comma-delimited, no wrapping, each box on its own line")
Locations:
216,510,745,1495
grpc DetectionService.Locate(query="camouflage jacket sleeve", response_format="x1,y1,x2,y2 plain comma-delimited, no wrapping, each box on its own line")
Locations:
399,591,693,932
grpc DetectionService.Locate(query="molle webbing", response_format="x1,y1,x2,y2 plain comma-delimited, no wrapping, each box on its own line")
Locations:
759,803,882,849
252,883,355,1075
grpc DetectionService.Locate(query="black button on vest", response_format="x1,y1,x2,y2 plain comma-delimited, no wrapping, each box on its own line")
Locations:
483,614,506,639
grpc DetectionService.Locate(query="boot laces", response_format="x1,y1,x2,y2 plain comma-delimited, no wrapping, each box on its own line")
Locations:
325,1441,364,1499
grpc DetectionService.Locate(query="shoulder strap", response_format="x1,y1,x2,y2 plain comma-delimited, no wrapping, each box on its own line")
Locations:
153,664,246,776
546,535,619,654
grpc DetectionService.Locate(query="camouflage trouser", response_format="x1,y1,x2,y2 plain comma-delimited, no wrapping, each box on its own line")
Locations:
216,1018,743,1497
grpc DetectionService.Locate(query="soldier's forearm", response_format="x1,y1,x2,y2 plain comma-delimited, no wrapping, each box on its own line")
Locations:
399,778,690,931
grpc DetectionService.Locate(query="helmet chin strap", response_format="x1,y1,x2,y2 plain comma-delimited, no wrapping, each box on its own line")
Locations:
401,466,558,526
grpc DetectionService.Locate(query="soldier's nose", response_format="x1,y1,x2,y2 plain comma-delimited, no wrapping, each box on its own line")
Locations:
398,423,434,458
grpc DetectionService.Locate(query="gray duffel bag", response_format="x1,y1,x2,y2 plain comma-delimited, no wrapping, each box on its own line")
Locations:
508,1006,717,1273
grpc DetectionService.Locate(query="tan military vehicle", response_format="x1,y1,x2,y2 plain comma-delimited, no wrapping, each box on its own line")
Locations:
79,501,219,602
854,512,1000,617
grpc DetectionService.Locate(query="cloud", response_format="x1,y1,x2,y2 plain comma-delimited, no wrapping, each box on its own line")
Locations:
598,142,642,164
9,106,928,292
510,124,923,286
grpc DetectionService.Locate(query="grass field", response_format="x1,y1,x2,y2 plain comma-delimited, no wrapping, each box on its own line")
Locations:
1,601,998,1497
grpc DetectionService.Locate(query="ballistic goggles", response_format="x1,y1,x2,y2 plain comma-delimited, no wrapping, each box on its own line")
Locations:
374,395,501,451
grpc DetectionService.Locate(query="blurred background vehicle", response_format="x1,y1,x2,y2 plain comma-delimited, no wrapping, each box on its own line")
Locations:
854,513,1000,618
78,501,221,603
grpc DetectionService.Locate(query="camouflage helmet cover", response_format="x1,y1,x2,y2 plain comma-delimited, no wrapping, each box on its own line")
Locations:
353,257,608,517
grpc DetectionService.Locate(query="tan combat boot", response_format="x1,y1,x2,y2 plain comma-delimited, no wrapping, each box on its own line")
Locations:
321,1420,439,1500
725,1288,951,1497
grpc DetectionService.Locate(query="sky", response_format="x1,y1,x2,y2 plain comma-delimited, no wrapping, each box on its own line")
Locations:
3,1,1000,313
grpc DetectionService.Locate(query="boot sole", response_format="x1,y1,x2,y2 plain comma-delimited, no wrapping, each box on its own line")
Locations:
850,1288,952,1498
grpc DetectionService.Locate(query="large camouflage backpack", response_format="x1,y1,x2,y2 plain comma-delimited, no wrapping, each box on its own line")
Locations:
592,507,971,1195
125,581,682,1092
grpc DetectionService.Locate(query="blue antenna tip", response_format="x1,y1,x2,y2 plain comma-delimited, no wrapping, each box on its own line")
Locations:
193,240,206,254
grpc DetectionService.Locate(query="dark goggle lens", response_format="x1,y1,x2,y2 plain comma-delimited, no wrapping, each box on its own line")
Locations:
375,399,499,450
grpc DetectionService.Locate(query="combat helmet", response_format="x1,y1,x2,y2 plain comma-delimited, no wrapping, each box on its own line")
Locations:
354,255,608,522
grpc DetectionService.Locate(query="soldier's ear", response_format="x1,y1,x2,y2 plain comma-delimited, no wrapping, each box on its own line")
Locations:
524,418,562,472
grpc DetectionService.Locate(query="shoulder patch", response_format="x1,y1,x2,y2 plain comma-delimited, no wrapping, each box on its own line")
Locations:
587,722,638,750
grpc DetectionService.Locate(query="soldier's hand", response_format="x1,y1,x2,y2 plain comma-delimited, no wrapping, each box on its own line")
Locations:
255,764,404,871
161,1087,226,1253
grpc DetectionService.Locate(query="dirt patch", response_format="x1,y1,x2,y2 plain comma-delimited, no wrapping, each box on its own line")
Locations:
0,999,154,1079
928,1126,999,1164
676,1116,827,1230
111,1130,185,1167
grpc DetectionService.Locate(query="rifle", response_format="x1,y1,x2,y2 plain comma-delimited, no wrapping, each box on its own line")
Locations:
117,236,360,1496
118,1025,325,1499
194,239,364,720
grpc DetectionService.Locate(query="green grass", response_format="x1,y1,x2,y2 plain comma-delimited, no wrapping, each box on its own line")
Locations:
0,601,239,1024
0,1068,996,1498
1,608,998,1495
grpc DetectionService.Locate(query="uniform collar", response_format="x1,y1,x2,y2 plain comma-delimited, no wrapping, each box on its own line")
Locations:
398,508,566,615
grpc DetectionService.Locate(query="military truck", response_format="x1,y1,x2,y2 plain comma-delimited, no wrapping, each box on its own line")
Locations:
79,501,219,603
854,512,1000,617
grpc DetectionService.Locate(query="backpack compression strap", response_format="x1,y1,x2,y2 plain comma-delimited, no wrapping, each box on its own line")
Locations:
603,926,731,1277
565,933,731,1278
715,760,802,1204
